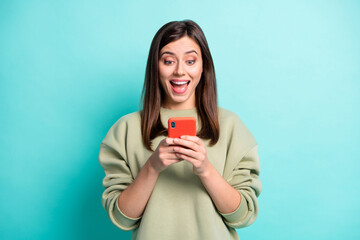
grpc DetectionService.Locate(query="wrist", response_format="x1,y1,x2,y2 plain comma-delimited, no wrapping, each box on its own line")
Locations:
146,158,160,177
197,163,215,180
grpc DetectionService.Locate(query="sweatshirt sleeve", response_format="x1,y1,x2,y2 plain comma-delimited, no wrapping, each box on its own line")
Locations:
218,115,262,229
220,145,262,228
98,119,141,231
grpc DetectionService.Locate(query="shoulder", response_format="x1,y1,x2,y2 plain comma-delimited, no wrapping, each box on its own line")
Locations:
118,111,141,124
113,111,141,127
218,107,258,147
103,111,141,142
218,107,240,122
218,107,246,128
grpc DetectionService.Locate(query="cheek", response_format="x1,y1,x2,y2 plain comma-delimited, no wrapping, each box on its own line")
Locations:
188,65,203,79
159,64,172,78
159,76,168,92
158,66,169,87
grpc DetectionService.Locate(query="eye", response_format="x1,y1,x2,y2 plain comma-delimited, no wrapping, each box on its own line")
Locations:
187,60,195,65
164,60,174,65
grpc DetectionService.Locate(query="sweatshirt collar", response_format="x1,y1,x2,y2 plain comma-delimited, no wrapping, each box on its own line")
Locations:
160,107,200,130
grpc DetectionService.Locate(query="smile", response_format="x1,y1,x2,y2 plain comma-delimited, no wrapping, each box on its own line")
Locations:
170,80,190,94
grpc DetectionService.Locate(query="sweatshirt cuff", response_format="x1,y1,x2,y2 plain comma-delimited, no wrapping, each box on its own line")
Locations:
218,192,247,224
114,197,141,230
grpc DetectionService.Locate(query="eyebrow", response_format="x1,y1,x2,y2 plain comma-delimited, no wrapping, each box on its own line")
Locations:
160,50,198,57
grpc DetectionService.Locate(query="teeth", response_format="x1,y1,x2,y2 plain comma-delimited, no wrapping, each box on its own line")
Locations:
171,81,188,85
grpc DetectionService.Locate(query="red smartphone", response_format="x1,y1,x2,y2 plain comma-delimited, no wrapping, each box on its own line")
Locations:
168,117,196,138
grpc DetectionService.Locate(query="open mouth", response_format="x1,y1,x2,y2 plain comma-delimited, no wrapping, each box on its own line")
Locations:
170,80,190,94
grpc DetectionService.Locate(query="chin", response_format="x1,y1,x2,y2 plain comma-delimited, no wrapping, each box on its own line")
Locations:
170,96,189,104
164,83,195,107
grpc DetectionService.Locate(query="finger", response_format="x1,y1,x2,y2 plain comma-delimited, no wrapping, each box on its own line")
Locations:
158,147,178,162
165,159,183,165
165,158,184,166
173,146,200,160
163,152,182,160
175,153,196,165
162,137,175,146
162,145,181,153
180,135,203,146
173,138,200,152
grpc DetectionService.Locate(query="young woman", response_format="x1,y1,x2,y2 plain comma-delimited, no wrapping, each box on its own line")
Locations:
99,20,261,240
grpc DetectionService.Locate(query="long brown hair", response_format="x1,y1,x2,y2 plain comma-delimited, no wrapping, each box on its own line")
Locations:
140,20,219,151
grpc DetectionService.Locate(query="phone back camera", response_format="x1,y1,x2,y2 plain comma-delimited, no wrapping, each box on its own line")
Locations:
170,121,176,128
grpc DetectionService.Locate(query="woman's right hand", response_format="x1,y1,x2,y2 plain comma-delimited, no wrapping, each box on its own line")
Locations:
148,138,182,174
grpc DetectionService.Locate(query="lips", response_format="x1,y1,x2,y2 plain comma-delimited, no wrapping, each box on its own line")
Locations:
170,80,190,94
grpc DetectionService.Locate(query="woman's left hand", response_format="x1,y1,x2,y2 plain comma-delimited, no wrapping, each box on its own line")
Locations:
173,136,211,177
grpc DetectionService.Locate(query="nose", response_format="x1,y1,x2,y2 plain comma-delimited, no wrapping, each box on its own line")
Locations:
174,62,185,76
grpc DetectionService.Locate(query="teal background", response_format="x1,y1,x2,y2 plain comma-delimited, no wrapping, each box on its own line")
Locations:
1,0,359,239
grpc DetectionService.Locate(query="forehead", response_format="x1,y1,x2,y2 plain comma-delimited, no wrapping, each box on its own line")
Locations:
160,36,201,54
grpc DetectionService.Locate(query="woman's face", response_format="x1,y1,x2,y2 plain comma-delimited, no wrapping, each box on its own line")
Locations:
158,36,203,110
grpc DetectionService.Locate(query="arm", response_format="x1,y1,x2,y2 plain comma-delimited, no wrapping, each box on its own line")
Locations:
117,160,159,219
119,137,184,218
99,141,143,231
99,121,181,230
173,136,261,229
173,136,240,213
197,163,241,214
207,145,261,228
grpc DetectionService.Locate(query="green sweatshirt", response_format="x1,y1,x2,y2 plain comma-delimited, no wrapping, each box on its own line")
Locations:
99,107,261,240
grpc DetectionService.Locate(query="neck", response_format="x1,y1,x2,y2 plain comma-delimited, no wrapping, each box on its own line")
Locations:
161,103,196,110
162,97,196,110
